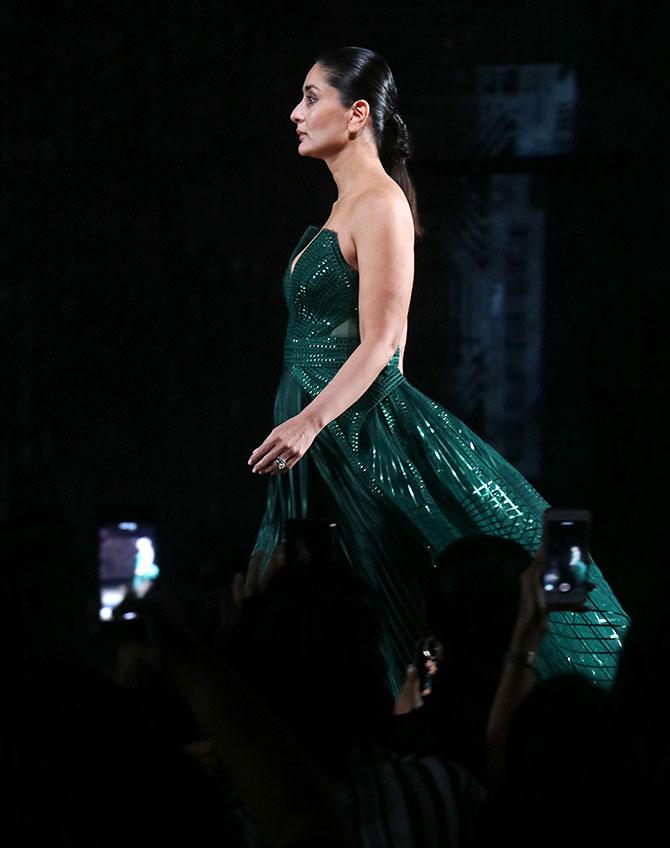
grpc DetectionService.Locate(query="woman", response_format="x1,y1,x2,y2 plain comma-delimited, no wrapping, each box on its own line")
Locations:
247,46,628,694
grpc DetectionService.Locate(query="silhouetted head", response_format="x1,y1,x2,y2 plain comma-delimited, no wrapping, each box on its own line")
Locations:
231,553,392,774
426,534,532,665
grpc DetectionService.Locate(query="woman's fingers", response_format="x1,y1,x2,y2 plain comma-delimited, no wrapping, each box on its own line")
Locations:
248,441,288,474
252,442,294,474
248,437,281,470
249,417,316,474
267,456,294,475
248,440,273,465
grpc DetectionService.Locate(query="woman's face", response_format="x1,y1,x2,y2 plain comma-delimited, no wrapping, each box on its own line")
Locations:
290,64,352,159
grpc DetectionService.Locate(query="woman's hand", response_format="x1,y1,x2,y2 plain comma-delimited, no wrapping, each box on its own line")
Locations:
248,413,320,475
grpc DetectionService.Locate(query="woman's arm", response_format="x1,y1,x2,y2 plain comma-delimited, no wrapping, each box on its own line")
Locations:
398,320,408,374
249,189,414,474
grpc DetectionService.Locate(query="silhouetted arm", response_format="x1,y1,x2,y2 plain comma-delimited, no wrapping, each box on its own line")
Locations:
134,601,356,848
169,654,355,848
486,552,547,786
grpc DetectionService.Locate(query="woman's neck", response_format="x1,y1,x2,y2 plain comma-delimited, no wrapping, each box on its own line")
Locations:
325,141,389,202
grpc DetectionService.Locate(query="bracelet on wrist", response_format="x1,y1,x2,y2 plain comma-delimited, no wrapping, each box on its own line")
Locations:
503,649,538,671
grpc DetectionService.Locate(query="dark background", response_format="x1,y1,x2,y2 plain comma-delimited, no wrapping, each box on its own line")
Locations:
2,1,665,657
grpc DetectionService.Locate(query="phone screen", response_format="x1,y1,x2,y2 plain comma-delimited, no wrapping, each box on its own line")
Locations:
97,521,159,621
542,509,591,607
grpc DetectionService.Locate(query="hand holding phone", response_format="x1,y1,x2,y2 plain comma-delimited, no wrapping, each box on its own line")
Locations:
416,636,443,697
542,508,591,609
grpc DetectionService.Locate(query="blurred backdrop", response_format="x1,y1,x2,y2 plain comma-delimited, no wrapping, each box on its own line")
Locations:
2,1,665,656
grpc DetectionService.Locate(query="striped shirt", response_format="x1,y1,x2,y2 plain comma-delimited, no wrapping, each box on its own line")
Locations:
349,746,487,848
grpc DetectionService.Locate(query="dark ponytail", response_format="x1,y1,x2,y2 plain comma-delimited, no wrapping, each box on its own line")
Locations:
315,46,424,238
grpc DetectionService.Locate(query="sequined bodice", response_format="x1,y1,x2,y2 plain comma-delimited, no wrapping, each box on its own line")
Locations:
283,226,359,342
280,224,403,443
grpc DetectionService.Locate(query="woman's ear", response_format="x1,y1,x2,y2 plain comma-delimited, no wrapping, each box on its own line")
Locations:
348,98,370,134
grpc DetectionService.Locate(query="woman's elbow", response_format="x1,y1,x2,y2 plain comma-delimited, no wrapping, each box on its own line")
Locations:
360,335,400,366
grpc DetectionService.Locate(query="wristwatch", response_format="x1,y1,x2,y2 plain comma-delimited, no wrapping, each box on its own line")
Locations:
503,649,538,671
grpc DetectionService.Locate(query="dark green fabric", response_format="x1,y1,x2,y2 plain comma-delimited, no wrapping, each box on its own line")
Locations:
251,225,629,695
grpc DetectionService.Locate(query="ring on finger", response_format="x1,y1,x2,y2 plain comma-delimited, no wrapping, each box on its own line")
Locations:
275,456,287,472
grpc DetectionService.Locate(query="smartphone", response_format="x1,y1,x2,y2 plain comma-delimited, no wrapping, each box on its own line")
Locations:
97,517,160,622
542,508,591,608
416,636,443,698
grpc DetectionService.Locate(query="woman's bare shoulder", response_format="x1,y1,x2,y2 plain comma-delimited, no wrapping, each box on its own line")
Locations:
352,179,408,215
349,180,413,234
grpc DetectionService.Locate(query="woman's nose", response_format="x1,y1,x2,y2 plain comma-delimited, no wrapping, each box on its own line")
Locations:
290,103,303,124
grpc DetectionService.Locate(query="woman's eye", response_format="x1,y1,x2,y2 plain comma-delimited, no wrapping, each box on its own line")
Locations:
306,95,317,104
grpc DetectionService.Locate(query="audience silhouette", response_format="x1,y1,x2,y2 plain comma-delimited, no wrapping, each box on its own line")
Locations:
2,509,649,847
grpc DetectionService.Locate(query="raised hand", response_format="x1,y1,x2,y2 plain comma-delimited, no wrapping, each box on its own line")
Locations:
509,547,548,655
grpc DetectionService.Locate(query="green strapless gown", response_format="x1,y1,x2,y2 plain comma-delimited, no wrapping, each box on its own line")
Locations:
251,225,629,694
